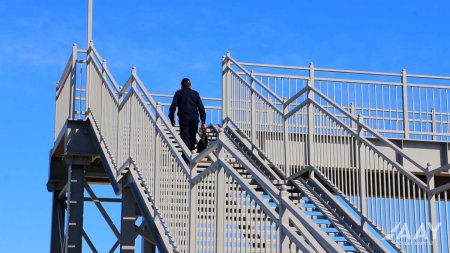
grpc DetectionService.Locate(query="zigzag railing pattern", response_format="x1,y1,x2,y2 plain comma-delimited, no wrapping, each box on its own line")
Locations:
55,43,351,252
54,44,450,252
223,53,450,253
223,56,450,141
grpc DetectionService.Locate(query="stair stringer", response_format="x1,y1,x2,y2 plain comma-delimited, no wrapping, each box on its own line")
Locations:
291,177,394,253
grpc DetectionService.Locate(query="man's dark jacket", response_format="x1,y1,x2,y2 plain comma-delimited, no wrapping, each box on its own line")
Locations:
169,87,206,124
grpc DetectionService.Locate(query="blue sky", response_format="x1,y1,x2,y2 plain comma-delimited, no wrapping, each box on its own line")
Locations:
0,0,450,252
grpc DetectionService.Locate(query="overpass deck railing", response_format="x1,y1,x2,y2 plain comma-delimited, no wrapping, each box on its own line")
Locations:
222,53,450,253
223,55,450,142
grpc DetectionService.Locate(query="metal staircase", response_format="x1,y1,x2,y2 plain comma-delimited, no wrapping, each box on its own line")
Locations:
49,43,450,252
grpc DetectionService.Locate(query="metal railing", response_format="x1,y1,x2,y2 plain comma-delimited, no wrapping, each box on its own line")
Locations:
53,44,450,252
224,54,450,142
222,53,450,253
54,45,77,141
55,43,345,252
151,93,223,127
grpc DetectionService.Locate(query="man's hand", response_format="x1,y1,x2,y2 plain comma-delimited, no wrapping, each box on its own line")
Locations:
171,121,176,127
201,123,206,130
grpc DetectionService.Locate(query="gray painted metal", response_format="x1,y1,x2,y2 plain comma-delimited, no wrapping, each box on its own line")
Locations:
120,186,137,253
222,54,450,252
66,164,85,253
50,190,65,253
87,0,93,47
51,43,450,252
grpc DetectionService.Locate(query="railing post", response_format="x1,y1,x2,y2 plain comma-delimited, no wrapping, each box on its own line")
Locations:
100,60,106,130
85,40,94,114
153,103,161,201
307,62,315,166
188,159,198,252
278,185,290,252
426,163,438,253
350,103,356,130
357,114,368,229
431,108,437,141
222,52,231,125
70,43,78,120
283,97,289,176
87,0,93,48
215,133,226,252
251,71,257,145
129,69,136,158
402,69,410,139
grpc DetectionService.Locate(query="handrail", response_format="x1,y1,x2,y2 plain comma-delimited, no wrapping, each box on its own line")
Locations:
314,76,401,86
227,67,284,115
222,117,286,178
284,85,309,107
56,53,74,97
238,59,450,81
151,93,222,101
309,86,427,172
89,43,121,92
132,72,193,160
310,99,429,190
429,164,450,175
227,55,284,104
430,182,450,195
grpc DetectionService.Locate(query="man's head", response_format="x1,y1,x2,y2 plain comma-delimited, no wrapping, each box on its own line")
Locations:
181,78,191,88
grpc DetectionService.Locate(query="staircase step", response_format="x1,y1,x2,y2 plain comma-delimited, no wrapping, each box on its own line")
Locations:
303,203,316,209
304,211,324,217
332,236,348,242
341,245,357,252
321,227,339,233
313,219,331,225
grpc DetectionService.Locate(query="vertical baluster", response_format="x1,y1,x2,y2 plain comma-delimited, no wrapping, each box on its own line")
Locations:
427,163,438,253
411,184,420,252
402,69,410,139
406,177,412,253
438,192,443,253
382,159,388,232
445,191,449,252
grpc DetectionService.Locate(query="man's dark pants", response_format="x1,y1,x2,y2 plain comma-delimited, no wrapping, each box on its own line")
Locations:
179,117,198,163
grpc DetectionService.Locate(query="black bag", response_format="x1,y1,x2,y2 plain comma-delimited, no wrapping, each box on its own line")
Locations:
197,129,208,153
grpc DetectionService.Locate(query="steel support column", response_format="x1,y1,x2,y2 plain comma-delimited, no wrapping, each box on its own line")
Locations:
67,164,85,253
141,225,156,253
121,186,137,253
50,190,66,253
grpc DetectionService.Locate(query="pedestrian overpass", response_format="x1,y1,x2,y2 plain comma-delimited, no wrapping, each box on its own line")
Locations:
48,42,450,253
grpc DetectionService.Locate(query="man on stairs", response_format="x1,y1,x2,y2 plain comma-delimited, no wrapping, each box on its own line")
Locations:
169,78,206,162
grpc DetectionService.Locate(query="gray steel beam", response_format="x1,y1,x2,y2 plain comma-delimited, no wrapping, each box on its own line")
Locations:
140,225,156,253
120,186,137,253
50,190,65,253
82,230,98,253
84,183,121,240
67,164,85,253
